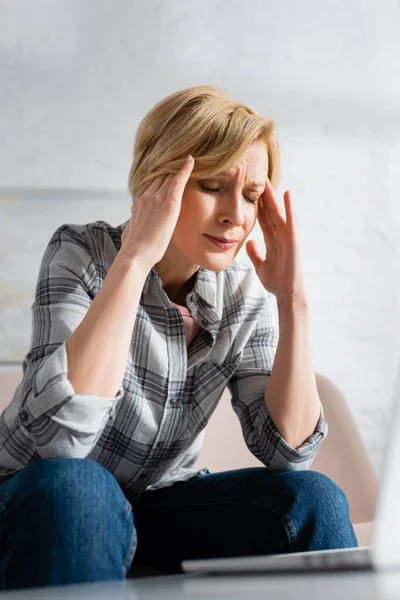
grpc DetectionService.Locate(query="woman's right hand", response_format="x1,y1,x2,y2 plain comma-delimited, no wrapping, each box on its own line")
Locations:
120,155,195,269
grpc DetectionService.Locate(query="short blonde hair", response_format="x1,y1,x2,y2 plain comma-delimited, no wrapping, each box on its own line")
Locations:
128,85,280,200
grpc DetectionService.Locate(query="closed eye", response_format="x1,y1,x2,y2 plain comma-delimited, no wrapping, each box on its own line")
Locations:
201,185,258,206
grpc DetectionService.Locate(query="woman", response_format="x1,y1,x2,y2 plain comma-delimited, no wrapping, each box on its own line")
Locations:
0,85,357,590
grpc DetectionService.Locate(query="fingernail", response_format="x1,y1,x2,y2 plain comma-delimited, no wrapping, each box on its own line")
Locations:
186,154,193,165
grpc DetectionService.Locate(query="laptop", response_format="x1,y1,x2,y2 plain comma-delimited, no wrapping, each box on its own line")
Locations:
182,365,400,573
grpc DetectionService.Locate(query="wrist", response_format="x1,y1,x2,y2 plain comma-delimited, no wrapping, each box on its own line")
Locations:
113,251,151,279
277,291,309,322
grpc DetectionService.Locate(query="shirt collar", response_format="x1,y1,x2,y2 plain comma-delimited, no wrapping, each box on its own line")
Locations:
145,265,217,309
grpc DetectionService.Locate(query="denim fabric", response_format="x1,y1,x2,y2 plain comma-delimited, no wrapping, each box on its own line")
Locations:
0,458,358,590
0,458,136,590
129,466,358,573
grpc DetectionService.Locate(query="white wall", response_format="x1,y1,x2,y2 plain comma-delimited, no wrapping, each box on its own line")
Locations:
1,0,400,473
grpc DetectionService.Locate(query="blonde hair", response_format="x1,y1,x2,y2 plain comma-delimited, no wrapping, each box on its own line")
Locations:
128,85,280,200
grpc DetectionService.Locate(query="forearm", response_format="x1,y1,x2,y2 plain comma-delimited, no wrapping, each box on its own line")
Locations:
66,253,148,397
264,292,321,449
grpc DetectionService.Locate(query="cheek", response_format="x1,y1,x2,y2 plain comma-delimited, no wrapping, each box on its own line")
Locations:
179,192,209,224
177,202,198,229
173,198,203,240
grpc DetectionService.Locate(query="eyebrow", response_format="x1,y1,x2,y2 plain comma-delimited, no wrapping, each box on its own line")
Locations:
211,172,266,190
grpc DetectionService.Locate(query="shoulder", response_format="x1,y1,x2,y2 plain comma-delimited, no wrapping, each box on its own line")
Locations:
36,220,128,290
49,220,123,247
46,220,126,261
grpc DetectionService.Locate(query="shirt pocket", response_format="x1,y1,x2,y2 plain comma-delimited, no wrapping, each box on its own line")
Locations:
187,361,238,435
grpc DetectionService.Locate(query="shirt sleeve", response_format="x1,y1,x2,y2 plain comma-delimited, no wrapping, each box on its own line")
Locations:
227,293,328,472
16,224,124,459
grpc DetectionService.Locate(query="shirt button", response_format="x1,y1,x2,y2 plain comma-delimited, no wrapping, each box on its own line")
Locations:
190,293,197,302
169,396,178,406
157,441,164,448
201,318,208,326
139,473,147,480
20,410,28,422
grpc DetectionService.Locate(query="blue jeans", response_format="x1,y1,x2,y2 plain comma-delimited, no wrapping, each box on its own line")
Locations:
0,458,358,590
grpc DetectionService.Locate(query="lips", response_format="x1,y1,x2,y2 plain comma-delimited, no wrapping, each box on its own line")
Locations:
205,235,237,243
203,235,238,250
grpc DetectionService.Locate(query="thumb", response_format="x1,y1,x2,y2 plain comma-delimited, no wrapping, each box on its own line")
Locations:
246,239,264,268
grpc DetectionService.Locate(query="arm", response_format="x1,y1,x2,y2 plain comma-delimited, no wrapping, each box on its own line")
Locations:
228,290,327,472
66,249,147,397
19,224,147,459
238,180,327,471
264,291,322,449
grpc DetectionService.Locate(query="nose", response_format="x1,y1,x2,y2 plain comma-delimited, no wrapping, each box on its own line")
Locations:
220,192,246,227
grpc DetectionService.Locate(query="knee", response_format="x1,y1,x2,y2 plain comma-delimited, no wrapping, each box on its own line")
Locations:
2,459,136,584
10,458,127,516
260,470,351,525
287,471,350,519
258,469,349,517
242,469,355,551
277,470,356,549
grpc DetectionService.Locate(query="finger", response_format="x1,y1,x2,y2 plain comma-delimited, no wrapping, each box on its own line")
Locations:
156,174,173,196
168,155,195,199
261,178,286,225
144,175,172,206
258,193,277,231
283,190,296,235
180,154,195,172
246,239,265,266
178,154,195,179
143,175,168,197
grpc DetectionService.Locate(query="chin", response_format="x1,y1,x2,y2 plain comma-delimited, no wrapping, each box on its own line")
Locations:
198,255,235,272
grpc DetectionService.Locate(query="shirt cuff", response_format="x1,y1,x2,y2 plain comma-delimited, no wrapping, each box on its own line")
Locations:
20,340,124,434
254,400,328,470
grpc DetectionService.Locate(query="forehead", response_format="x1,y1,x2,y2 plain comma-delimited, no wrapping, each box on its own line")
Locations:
219,143,268,185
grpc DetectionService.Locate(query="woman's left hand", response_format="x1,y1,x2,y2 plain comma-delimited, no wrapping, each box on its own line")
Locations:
245,178,306,301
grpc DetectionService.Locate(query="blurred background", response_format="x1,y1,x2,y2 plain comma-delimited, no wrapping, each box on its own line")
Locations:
0,0,399,475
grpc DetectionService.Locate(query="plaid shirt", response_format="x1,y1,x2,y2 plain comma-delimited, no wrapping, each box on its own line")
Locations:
0,220,327,499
